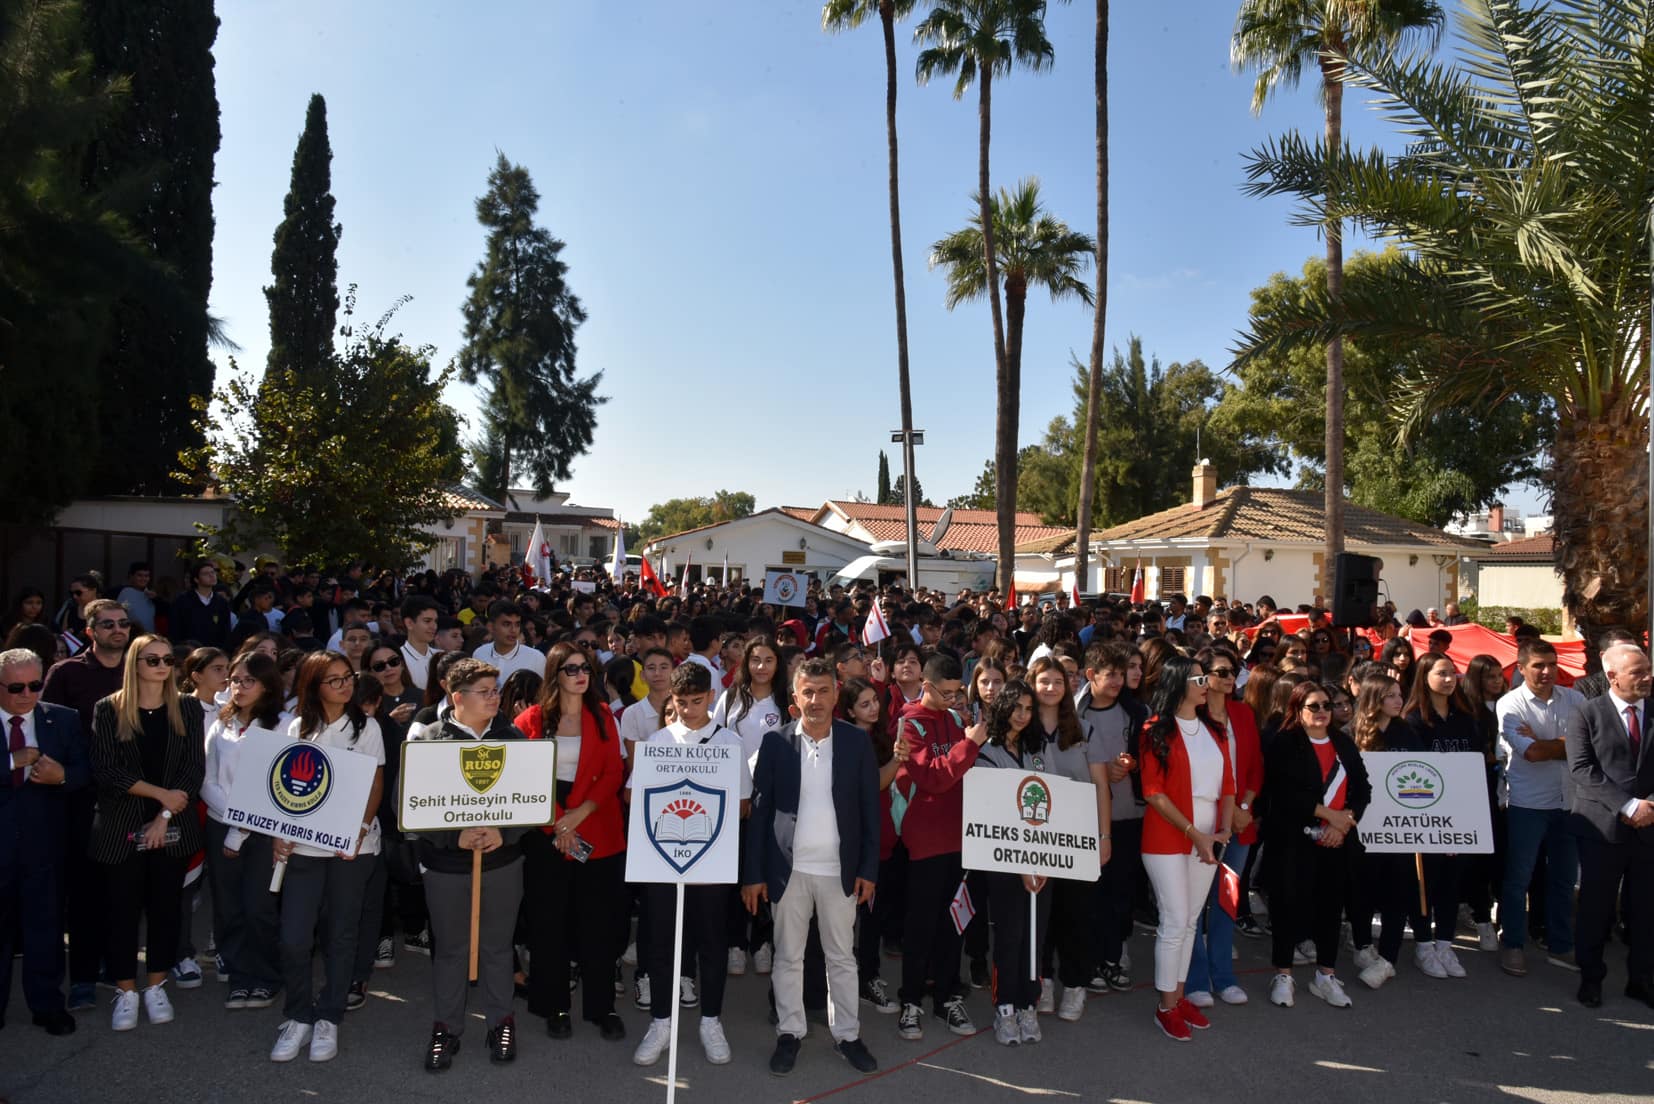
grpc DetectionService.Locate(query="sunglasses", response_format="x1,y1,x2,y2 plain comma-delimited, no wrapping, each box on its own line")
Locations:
94,618,133,630
1208,666,1236,678
3,679,44,694
139,654,176,668
560,663,591,677
1303,701,1333,714
369,656,403,672
1187,674,1210,688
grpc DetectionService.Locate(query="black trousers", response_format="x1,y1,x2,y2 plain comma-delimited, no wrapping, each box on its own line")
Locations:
899,852,963,1012
988,872,1049,1009
963,869,991,963
1267,839,1349,970
0,839,66,1014
857,846,907,984
64,791,103,985
1414,853,1465,943
1576,835,1654,986
644,882,728,1019
522,831,625,1021
1095,818,1142,966
203,822,281,990
727,829,773,953
1351,851,1414,965
103,849,189,982
1041,876,1095,989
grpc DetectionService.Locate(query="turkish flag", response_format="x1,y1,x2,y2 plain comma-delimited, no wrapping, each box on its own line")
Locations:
639,556,668,598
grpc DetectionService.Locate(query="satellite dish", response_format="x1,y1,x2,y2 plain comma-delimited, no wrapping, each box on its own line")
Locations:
930,508,954,545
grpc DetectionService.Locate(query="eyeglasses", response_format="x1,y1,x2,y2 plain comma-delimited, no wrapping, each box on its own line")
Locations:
575,639,598,649
228,676,261,688
3,680,44,694
321,674,357,689
368,656,403,672
139,654,176,668
1303,701,1333,713
1208,667,1236,678
458,686,502,698
94,618,132,630
559,663,591,677
1187,675,1210,688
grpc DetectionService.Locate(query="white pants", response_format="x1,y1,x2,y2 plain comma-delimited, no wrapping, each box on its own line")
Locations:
772,870,860,1041
1143,798,1219,994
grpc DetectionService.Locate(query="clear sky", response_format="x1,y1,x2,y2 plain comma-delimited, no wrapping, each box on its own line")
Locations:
207,0,1543,525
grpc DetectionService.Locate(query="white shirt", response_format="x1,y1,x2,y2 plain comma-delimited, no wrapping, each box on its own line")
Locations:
401,641,441,691
1497,681,1585,810
629,719,752,799
684,652,723,682
791,728,840,878
712,690,785,775
202,715,285,826
472,641,545,682
285,713,386,858
1180,716,1224,802
619,696,665,749
2,707,38,780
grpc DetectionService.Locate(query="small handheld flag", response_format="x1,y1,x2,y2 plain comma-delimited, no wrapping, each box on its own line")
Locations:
863,599,892,645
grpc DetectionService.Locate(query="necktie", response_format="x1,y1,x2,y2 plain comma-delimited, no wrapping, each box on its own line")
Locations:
8,716,25,788
1626,706,1641,759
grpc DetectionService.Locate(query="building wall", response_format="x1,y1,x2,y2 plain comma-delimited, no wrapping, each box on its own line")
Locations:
1474,563,1564,610
650,517,869,583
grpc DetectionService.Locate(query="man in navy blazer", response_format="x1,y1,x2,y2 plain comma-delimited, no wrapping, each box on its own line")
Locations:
0,649,92,1034
1566,643,1654,1009
743,658,879,1077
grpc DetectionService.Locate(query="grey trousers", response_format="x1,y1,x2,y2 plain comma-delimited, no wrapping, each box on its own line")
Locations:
424,856,523,1034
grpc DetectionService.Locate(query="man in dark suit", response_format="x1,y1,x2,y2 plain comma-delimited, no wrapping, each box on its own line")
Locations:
1566,642,1654,1009
743,657,880,1077
0,649,92,1034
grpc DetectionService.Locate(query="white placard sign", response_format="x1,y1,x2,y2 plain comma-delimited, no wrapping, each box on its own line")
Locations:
398,740,558,832
1357,751,1493,853
223,729,380,855
762,570,807,607
625,743,742,884
961,768,1102,882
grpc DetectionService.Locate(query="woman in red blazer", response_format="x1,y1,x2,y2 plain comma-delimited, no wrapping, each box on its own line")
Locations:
1139,654,1235,1042
514,640,626,1042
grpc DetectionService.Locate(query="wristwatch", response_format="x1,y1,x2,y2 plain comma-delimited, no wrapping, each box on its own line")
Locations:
1238,802,1251,811
161,809,174,820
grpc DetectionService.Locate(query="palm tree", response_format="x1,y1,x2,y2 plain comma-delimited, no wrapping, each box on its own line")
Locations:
1233,0,1652,642
915,0,1056,593
823,0,922,588
1074,0,1108,597
931,179,1095,549
1232,0,1444,603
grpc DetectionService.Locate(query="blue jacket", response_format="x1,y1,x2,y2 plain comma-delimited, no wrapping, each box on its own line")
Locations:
0,702,92,857
742,719,880,900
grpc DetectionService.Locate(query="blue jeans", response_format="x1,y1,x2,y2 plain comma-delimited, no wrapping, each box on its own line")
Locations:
1185,842,1250,996
1500,806,1577,953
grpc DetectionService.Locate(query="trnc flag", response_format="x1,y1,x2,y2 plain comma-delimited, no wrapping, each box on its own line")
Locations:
863,599,892,645
1129,560,1145,605
948,878,977,935
610,520,626,580
1072,582,1083,608
639,555,668,598
1005,579,1018,611
524,519,552,586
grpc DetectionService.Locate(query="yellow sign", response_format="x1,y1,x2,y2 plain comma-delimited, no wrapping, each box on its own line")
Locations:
781,550,806,565
460,744,506,794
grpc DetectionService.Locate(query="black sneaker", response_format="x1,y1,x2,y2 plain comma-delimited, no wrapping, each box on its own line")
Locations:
404,930,433,956
968,958,989,989
1237,916,1266,939
834,1037,878,1073
546,1011,572,1039
345,981,366,1012
425,1026,460,1072
245,986,277,1010
897,1002,923,1040
936,996,975,1036
1100,962,1131,992
859,976,898,1013
488,1018,517,1063
769,1033,801,1076
226,988,251,1010
597,1012,626,1041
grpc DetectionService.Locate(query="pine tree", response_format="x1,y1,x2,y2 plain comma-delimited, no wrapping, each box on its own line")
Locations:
458,153,603,501
264,93,341,394
877,450,893,504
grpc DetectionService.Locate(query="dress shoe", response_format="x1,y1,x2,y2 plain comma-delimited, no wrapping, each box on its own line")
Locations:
546,1010,572,1039
596,1012,626,1041
33,1009,76,1036
1625,979,1654,1010
1577,980,1602,1008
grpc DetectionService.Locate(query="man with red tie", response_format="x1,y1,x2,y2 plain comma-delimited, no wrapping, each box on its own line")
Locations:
1566,643,1654,1009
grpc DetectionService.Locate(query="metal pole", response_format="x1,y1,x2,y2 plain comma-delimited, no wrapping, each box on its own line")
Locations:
902,432,919,592
1646,202,1652,649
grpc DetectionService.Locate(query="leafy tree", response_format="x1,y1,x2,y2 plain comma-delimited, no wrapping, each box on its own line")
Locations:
458,153,603,501
82,0,222,495
916,0,1058,591
637,492,757,544
892,473,932,508
1235,0,1652,641
1232,0,1444,593
948,462,998,509
877,449,894,504
264,93,341,395
185,293,466,568
1074,0,1109,591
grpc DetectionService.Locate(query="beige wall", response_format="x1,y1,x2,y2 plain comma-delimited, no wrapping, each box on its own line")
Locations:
1475,562,1563,610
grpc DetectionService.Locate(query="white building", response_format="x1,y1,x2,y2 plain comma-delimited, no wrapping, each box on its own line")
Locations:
642,508,872,584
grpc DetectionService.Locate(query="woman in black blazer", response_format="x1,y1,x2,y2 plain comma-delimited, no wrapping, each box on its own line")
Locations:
90,634,206,1032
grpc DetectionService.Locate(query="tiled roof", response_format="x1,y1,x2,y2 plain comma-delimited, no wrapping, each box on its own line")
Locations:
1017,531,1078,555
816,501,1048,527
1476,534,1554,559
1089,487,1482,550
779,506,818,522
813,500,1068,555
644,507,848,547
443,485,506,513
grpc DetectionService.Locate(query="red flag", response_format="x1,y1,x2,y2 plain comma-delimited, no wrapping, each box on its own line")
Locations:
1217,862,1242,920
639,556,668,598
1129,559,1145,604
1071,582,1083,609
1006,580,1018,612
948,878,977,935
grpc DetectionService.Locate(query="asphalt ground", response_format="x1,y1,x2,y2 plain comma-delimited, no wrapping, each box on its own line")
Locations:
3,913,1650,1104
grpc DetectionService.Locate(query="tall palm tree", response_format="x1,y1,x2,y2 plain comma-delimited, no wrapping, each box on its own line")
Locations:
1233,0,1652,642
823,0,921,587
931,179,1095,546
915,0,1056,593
1232,0,1444,603
1074,0,1108,597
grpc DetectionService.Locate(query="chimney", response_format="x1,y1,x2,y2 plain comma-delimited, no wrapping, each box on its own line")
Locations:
1488,502,1505,534
1192,460,1218,509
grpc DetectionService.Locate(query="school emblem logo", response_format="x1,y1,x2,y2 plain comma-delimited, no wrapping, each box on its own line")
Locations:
269,743,332,816
773,575,799,604
1386,759,1443,810
643,778,726,875
461,744,507,795
1016,775,1052,827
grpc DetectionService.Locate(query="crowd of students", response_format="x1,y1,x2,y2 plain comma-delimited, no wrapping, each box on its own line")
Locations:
1,558,1649,1075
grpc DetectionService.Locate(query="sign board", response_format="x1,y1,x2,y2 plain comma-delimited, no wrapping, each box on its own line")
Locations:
961,768,1102,882
1356,751,1493,854
762,570,808,607
224,729,380,855
398,739,559,832
570,580,597,594
781,550,806,566
625,743,742,884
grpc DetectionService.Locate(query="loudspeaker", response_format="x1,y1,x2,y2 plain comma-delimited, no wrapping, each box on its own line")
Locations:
1331,552,1380,627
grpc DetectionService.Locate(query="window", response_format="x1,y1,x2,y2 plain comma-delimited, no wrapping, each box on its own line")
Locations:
558,533,579,556
1158,566,1186,595
589,535,607,560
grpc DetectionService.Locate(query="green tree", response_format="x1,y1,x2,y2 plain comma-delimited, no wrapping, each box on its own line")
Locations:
82,0,222,495
1074,0,1108,593
916,0,1058,591
1236,0,1652,640
1232,0,1444,598
877,449,894,504
892,473,931,508
637,492,757,544
264,92,341,395
458,152,603,502
948,462,998,509
186,293,465,568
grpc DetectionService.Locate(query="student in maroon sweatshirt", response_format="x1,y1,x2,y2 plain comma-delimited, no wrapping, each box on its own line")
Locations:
892,652,990,1042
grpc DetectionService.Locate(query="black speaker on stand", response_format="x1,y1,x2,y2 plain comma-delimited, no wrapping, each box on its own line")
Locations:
1331,552,1380,628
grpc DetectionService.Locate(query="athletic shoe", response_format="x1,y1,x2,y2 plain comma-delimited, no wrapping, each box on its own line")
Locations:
375,937,395,969
1218,985,1249,1005
1086,973,1110,994
345,981,366,1012
621,941,638,967
1435,941,1467,978
569,963,580,991
488,1017,516,1063
1269,974,1295,1008
1500,947,1528,977
214,954,229,980
614,963,626,995
226,988,251,1010
1099,962,1131,991
860,977,898,1014
111,990,140,1032
753,943,773,975
834,1037,878,1073
142,983,174,1025
404,930,433,956
1353,945,1381,972
1359,958,1395,990
727,948,747,976
1309,972,1352,1008
1477,922,1498,952
1546,949,1580,972
171,958,203,990
938,995,975,1036
1057,986,1087,1022
1236,915,1266,938
968,958,989,989
632,1018,672,1066
679,976,699,1007
993,1004,1019,1046
1414,942,1448,979
598,1013,626,1041
271,1020,312,1062
897,1002,924,1040
68,983,96,1012
1119,948,1132,971
1154,1005,1191,1041
245,987,277,1010
1175,998,1210,1029
309,1019,338,1061
770,1033,801,1075
699,1016,731,1064
1184,989,1215,1009
425,1026,460,1072
1293,941,1316,965
633,974,651,1010
1036,978,1054,1014
1016,1006,1041,1044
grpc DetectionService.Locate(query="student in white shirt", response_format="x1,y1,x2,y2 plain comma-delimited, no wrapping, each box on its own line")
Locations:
470,601,544,682
399,597,443,691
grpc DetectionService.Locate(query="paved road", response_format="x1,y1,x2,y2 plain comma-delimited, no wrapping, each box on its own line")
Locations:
4,919,1650,1104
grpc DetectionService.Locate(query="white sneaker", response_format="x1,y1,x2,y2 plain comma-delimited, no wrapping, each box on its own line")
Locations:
1218,985,1249,1005
271,1020,313,1062
1118,948,1131,971
1359,958,1396,990
1415,942,1448,979
1353,945,1381,972
633,1018,672,1066
1036,977,1054,1014
1476,922,1498,952
1435,941,1466,978
111,989,140,1031
633,974,652,1010
993,1003,1020,1046
1293,940,1316,965
698,1016,731,1065
622,941,638,967
1057,985,1087,1022
753,943,773,975
1308,972,1352,1008
1269,973,1295,1008
309,1019,338,1062
727,948,747,976
679,976,699,1006
1184,989,1215,1009
142,983,174,1025
1015,1006,1041,1044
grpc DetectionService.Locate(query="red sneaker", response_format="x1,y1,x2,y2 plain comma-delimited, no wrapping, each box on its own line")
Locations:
1154,1005,1191,1041
1176,998,1211,1029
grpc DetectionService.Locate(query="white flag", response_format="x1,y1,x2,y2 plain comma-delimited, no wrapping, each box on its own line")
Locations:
525,519,552,586
722,552,730,586
610,519,627,580
863,599,892,645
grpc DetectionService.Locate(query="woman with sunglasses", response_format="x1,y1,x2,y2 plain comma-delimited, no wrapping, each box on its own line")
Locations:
1259,681,1371,1009
366,644,421,728
1138,655,1234,1041
89,635,205,1031
513,641,627,1042
1347,673,1410,988
269,652,386,1064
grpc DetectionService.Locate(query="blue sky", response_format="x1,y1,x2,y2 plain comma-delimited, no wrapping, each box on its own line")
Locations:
207,0,1543,524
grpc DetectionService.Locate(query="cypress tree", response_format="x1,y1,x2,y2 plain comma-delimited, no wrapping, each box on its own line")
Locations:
877,450,892,505
265,93,341,394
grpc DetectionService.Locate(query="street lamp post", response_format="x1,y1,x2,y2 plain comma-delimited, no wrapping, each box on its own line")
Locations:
891,428,925,591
